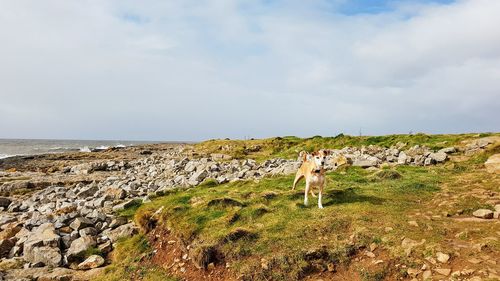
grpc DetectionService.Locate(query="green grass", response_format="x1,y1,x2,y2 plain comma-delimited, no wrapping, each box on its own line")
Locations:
194,133,497,161
97,134,500,280
125,163,451,280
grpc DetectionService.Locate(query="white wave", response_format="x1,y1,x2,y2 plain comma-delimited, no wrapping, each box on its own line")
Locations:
79,146,91,153
0,154,15,159
94,145,109,150
114,144,126,148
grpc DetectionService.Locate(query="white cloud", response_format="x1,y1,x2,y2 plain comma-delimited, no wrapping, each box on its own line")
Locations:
0,0,498,140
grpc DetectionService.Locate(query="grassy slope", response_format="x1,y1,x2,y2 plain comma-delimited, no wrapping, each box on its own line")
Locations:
96,133,500,280
194,133,497,161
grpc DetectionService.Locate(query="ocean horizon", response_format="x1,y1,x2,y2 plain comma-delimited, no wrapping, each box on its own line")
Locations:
0,138,182,159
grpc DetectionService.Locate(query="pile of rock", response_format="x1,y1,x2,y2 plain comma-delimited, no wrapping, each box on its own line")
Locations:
0,185,138,270
333,144,454,168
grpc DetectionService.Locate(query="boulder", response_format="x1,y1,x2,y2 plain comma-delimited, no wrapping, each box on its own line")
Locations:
0,197,12,208
69,217,93,231
30,246,62,267
484,154,500,174
397,152,408,164
112,199,141,212
109,217,127,229
438,147,456,154
98,241,113,254
76,183,99,199
23,223,61,267
77,254,105,270
102,223,137,243
429,152,447,163
352,156,379,168
0,257,24,270
103,187,126,200
188,170,208,186
472,209,494,219
66,236,96,263
0,239,15,258
79,227,97,237
436,252,450,263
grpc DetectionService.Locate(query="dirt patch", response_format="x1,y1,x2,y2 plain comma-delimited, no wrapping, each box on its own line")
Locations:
147,228,235,281
207,197,244,208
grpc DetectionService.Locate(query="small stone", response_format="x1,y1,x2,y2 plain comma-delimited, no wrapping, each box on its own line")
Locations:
98,241,113,254
468,258,481,264
495,204,500,212
472,209,494,219
434,268,451,276
422,270,432,280
436,252,450,263
408,220,419,227
70,217,93,230
369,243,378,252
327,263,335,272
77,254,105,270
384,226,393,232
365,251,375,258
407,268,419,277
260,258,268,270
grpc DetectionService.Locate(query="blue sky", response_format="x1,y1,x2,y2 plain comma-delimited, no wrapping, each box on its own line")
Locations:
338,0,455,15
0,0,499,141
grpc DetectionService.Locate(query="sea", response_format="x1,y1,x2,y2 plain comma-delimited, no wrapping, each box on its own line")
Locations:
0,139,162,159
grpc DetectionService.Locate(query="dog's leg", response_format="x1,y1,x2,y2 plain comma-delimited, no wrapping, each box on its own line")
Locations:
318,185,324,209
292,172,303,190
304,181,310,206
310,188,317,197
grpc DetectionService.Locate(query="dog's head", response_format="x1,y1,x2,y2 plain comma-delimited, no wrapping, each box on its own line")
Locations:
302,150,330,172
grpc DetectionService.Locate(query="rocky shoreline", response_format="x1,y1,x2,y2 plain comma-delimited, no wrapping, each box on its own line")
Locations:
0,137,498,280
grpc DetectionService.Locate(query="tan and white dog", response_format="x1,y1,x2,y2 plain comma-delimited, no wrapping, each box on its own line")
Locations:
292,150,346,208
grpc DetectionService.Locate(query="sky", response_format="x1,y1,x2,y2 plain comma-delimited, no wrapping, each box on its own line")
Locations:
0,0,499,141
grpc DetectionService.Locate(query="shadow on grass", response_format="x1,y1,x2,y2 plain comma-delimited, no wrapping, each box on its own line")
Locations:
323,188,385,206
287,187,385,207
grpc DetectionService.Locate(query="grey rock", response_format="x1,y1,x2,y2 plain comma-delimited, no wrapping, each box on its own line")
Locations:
429,152,447,163
69,217,92,231
0,239,15,258
0,197,12,208
109,217,127,229
188,170,208,186
23,224,61,267
66,236,96,263
112,199,141,212
472,209,494,219
29,246,62,267
438,147,456,154
77,254,105,270
98,241,113,254
353,156,379,168
79,227,97,237
76,182,99,199
103,223,138,243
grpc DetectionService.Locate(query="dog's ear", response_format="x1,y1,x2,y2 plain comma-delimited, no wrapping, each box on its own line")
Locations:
322,149,331,156
299,151,307,162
